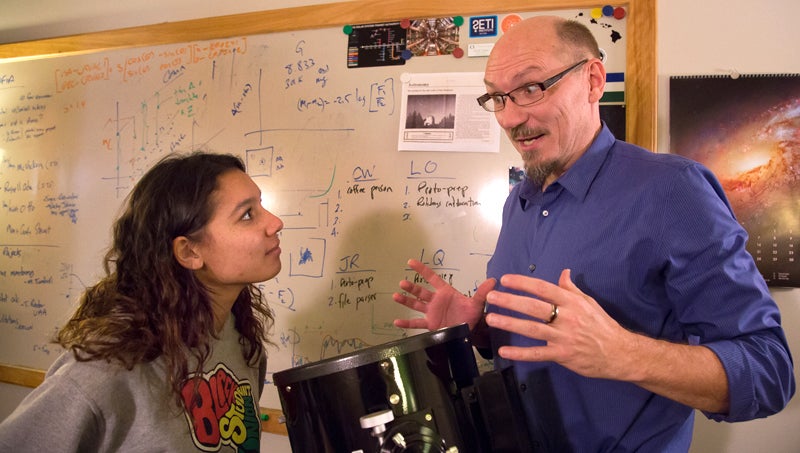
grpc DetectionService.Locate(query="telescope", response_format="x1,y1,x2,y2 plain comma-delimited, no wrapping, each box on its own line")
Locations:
273,324,533,452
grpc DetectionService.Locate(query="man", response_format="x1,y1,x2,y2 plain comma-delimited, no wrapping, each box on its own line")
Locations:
393,15,794,452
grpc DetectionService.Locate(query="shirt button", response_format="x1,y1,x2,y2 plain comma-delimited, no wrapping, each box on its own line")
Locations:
542,209,549,217
529,264,536,272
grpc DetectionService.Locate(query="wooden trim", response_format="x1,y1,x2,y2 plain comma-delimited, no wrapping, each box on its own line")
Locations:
260,407,289,436
625,0,658,151
0,363,46,388
1,0,606,58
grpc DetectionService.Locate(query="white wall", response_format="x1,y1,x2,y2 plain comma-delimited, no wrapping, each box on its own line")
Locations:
658,1,800,452
2,1,799,452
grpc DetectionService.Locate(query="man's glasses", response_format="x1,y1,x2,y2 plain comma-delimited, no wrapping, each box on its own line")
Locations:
476,59,588,112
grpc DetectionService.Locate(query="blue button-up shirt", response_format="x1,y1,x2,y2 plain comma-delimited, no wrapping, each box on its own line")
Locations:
486,124,794,452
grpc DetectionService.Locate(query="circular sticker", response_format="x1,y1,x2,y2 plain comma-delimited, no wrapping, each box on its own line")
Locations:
501,14,523,33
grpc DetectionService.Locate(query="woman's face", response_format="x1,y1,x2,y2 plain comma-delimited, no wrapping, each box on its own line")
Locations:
191,169,283,298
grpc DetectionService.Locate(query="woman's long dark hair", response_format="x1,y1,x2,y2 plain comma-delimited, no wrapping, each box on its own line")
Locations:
56,152,274,408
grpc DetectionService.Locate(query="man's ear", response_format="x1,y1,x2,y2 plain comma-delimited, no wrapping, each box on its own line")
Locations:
173,236,203,270
587,58,607,103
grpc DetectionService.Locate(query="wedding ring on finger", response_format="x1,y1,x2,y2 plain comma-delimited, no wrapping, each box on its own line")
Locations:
546,303,559,324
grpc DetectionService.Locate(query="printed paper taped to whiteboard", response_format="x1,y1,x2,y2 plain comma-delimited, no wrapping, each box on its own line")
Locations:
398,72,500,152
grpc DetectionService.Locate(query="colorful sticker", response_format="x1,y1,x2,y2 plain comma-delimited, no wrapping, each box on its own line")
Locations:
182,363,261,452
469,16,498,38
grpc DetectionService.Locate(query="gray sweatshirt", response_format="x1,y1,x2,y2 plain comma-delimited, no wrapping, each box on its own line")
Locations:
0,316,266,452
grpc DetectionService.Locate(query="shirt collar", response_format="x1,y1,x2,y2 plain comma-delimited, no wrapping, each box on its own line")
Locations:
517,123,615,207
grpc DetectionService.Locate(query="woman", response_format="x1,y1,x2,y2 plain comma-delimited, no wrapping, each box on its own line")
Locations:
0,152,283,452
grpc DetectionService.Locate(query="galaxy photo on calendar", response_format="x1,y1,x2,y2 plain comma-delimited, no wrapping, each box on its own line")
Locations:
670,74,800,287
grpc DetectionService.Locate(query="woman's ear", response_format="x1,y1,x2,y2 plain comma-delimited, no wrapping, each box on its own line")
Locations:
173,236,203,270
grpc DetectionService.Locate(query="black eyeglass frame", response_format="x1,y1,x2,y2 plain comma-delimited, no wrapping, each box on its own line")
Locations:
476,59,589,112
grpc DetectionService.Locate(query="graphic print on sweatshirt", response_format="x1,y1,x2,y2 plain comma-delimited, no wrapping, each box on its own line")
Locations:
181,363,260,452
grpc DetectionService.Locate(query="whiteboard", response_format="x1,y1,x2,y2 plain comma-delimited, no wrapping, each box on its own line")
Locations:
0,8,628,410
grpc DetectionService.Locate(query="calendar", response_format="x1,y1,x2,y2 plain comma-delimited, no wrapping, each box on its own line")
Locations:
670,74,800,287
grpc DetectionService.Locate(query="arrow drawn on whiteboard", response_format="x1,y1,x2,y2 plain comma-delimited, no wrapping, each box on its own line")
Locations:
309,166,335,198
